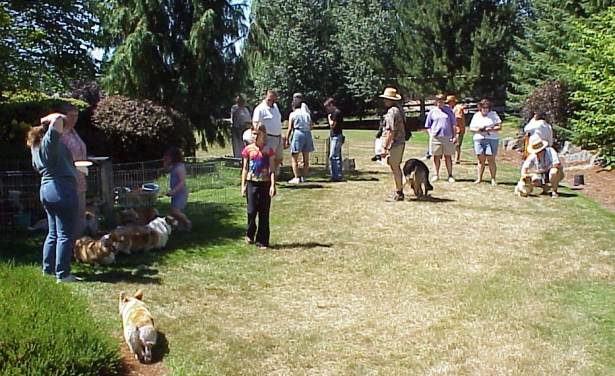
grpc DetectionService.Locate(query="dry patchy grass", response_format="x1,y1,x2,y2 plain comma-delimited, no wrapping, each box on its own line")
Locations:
67,128,615,375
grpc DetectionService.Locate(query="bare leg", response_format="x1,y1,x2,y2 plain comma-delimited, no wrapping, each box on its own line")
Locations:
291,153,300,179
487,155,497,182
455,143,462,163
170,208,191,230
433,155,442,178
302,151,310,178
444,155,453,177
549,168,562,194
475,154,486,183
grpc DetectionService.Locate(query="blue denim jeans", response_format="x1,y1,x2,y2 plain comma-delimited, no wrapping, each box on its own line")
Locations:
40,181,77,279
329,135,344,180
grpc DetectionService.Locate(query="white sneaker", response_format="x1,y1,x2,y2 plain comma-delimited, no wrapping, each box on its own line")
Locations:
447,176,455,183
491,179,497,186
300,177,305,183
56,274,82,284
288,177,301,184
431,175,439,182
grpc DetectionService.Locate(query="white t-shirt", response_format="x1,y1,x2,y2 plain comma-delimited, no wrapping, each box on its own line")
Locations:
289,107,311,132
524,119,553,146
252,101,282,136
522,147,561,173
469,111,502,140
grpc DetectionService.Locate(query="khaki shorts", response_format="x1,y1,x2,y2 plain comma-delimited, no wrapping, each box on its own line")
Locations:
431,136,455,156
387,143,405,167
266,135,284,162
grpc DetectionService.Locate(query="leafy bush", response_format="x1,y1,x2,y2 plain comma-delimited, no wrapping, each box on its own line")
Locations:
520,80,574,146
90,96,196,163
0,263,121,376
0,91,88,160
569,8,615,167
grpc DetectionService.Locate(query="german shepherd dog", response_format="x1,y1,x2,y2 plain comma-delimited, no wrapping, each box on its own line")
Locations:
402,158,433,199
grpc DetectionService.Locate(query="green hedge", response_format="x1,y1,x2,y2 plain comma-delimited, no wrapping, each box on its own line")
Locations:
0,263,121,376
0,91,88,160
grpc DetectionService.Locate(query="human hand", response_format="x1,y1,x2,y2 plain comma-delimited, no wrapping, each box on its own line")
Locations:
269,184,276,197
241,185,246,197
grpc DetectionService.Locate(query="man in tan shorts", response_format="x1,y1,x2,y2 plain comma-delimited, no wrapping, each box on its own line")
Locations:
379,87,406,201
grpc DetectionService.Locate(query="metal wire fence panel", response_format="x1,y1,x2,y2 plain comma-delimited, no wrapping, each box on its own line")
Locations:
0,158,243,238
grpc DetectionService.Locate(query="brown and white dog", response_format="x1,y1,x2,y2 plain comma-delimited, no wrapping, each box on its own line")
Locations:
514,176,533,197
109,215,179,254
117,208,160,226
119,290,157,363
74,234,116,265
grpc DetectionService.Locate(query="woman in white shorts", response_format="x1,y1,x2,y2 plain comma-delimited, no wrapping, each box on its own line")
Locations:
469,99,502,185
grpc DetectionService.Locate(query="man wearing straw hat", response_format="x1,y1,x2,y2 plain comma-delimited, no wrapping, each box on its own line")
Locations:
379,87,406,201
521,133,565,198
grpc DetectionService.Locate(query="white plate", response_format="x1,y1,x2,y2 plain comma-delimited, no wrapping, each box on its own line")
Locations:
74,160,93,167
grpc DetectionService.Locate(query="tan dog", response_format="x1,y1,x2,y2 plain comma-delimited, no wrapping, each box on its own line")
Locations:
109,225,159,255
74,234,115,265
119,290,157,363
514,176,533,197
117,208,160,226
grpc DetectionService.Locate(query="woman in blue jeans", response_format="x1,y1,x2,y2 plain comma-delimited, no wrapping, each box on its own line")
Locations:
27,105,80,283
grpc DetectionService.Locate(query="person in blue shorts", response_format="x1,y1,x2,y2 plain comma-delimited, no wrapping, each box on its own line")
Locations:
285,94,314,183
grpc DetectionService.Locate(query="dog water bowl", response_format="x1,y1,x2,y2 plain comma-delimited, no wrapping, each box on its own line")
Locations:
141,183,160,193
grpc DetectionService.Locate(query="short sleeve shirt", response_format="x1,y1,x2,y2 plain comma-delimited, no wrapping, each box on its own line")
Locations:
384,106,405,145
289,108,312,132
252,102,282,136
231,104,252,129
453,104,466,132
330,109,344,136
469,111,502,140
522,147,561,173
425,107,456,138
241,144,276,182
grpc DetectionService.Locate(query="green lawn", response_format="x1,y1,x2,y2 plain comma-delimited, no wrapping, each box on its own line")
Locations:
1,122,614,375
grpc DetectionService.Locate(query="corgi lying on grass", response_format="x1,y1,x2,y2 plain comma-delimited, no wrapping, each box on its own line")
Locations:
74,234,115,265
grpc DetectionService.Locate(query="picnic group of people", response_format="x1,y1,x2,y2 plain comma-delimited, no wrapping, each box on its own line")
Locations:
27,88,563,281
27,104,192,283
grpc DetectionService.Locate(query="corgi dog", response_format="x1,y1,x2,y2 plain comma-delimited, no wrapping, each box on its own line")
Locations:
109,225,158,255
119,290,157,363
74,234,116,265
514,176,533,197
117,207,160,226
146,216,178,249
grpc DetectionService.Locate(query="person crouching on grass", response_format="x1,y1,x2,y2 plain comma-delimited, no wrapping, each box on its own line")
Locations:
241,123,277,249
521,134,564,198
164,147,192,231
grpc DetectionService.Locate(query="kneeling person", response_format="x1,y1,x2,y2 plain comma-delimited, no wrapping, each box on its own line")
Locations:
521,134,564,197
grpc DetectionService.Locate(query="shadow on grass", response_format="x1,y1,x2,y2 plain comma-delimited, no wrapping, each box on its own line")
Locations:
273,242,333,250
282,183,327,190
153,331,170,363
409,196,456,203
0,201,246,278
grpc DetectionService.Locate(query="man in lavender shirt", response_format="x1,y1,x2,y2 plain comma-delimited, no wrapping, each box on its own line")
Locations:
425,94,457,182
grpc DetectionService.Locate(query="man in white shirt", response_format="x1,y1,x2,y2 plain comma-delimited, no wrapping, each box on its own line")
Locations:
253,90,283,175
521,134,565,197
524,111,554,146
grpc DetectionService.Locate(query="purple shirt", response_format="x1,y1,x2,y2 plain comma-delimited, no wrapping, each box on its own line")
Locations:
425,106,456,138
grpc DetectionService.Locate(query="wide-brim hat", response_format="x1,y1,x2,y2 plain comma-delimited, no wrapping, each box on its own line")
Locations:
379,87,402,101
527,133,548,154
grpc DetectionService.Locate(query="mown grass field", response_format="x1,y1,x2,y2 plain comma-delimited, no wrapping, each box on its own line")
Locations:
2,120,614,375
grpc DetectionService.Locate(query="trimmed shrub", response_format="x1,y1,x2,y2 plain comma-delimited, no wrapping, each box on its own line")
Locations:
90,96,196,163
520,80,574,147
0,91,88,160
0,263,121,376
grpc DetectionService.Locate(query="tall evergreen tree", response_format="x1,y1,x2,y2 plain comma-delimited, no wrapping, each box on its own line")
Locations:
0,0,99,93
508,0,609,108
100,0,248,143
332,0,396,110
246,0,340,113
395,0,520,98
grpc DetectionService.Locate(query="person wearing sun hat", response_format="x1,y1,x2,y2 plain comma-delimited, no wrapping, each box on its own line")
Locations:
521,133,565,197
379,87,406,201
